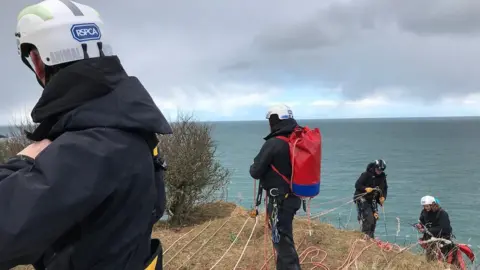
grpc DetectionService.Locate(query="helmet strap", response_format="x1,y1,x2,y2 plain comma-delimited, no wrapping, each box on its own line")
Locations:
21,55,45,88
96,42,105,57
81,43,90,59
80,42,106,59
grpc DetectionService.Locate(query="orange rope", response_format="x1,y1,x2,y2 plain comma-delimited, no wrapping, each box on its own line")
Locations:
297,235,330,270
339,240,376,269
252,178,402,269
264,191,269,270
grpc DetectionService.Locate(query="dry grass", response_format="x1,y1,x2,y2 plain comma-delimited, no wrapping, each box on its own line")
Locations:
13,202,450,270
154,202,448,270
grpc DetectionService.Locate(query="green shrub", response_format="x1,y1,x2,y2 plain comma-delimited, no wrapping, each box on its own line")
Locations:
158,113,231,225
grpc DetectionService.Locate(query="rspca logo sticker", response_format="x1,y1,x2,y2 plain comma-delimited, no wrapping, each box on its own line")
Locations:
279,110,293,119
71,23,101,42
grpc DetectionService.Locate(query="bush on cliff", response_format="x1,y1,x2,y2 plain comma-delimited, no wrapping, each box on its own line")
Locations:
157,113,230,225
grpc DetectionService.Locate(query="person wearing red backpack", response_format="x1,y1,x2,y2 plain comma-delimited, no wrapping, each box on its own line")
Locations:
250,104,303,270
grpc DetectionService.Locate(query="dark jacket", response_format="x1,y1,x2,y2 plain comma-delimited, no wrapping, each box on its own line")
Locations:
0,56,172,270
249,118,298,194
353,163,388,202
419,208,453,239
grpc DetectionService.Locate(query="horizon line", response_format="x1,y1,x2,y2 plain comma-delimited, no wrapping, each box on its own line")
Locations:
0,115,479,127
203,115,480,123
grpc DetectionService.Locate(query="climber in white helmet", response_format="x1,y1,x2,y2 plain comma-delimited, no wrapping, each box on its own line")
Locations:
0,1,171,269
250,104,302,270
415,195,454,262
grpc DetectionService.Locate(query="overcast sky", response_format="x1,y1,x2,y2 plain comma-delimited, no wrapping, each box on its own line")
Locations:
1,0,480,123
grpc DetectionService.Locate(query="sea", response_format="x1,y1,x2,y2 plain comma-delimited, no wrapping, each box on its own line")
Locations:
209,117,480,252
1,117,479,254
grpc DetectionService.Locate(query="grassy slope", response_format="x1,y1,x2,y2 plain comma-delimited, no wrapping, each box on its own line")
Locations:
155,202,446,269
14,202,447,270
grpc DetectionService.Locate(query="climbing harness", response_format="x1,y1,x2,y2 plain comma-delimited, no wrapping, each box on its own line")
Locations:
268,188,281,244
356,187,383,237
371,186,381,219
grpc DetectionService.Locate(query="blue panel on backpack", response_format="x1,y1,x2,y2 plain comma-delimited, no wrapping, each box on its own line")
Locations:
292,183,320,197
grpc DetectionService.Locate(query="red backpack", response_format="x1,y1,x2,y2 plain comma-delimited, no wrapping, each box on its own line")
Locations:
270,126,322,199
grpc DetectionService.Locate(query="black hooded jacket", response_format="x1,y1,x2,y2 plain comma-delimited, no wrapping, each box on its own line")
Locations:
249,118,298,194
419,208,453,239
0,56,172,270
353,163,388,202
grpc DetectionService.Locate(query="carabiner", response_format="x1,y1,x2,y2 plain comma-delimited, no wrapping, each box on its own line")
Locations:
269,188,279,197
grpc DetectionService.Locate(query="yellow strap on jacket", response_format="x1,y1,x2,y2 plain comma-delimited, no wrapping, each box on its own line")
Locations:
145,256,158,270
144,239,162,270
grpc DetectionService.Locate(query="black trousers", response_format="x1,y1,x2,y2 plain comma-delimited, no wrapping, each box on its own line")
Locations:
356,198,377,238
267,195,302,270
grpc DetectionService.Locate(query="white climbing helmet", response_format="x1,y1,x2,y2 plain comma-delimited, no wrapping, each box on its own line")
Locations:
420,195,436,206
16,0,113,67
265,104,294,120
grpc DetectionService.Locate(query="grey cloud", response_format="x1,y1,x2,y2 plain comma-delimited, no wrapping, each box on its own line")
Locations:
385,0,480,36
1,0,480,123
1,0,326,117
221,0,480,100
249,0,480,51
318,0,480,37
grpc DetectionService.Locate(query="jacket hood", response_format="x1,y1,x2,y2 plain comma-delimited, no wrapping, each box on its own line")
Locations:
264,118,298,140
28,56,172,140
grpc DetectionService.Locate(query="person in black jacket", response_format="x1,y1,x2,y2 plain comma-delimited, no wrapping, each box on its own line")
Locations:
415,195,454,262
249,104,301,270
353,159,388,238
0,2,172,269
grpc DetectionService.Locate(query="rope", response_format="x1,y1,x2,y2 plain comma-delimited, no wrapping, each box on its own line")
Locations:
161,194,436,269
264,192,270,270
307,192,366,220
309,199,356,219
163,220,213,266
293,228,402,270
233,215,259,269
209,217,250,269
336,239,365,269
162,227,195,255
343,203,354,229
381,205,388,240
315,195,361,206
176,214,235,269
297,234,330,270
290,194,406,270
306,198,312,236
164,182,427,269
339,240,376,269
